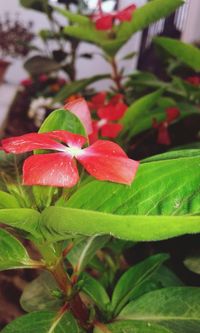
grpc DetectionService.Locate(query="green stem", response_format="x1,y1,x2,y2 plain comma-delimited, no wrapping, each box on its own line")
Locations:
110,57,123,92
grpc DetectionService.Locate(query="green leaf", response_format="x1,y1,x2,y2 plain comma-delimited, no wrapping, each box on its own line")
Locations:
20,0,48,12
39,109,86,136
0,229,33,271
118,287,200,332
0,208,41,240
24,56,62,76
120,90,163,139
53,75,109,103
79,272,110,312
38,150,200,243
154,37,200,71
1,311,82,333
20,272,62,312
0,190,20,208
54,6,90,25
151,265,183,288
63,25,106,47
184,256,200,275
67,235,109,275
94,321,170,333
111,254,169,316
122,52,137,60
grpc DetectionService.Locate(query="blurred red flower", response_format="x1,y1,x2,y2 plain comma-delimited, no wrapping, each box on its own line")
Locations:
152,107,180,145
92,4,136,31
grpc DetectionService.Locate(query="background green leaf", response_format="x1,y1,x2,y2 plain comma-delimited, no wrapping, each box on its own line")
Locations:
20,272,62,312
154,37,200,71
111,254,169,316
53,75,109,103
1,311,82,333
0,229,33,271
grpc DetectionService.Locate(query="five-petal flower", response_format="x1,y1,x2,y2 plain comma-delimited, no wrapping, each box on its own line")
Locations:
1,130,139,187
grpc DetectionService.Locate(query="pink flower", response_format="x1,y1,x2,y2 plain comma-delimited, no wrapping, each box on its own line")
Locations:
186,76,200,86
1,131,139,187
152,107,180,145
92,4,136,31
88,93,127,142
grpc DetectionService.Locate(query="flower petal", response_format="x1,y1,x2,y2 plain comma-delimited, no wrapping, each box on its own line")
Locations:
77,140,139,185
101,122,123,138
98,102,127,121
90,92,107,109
46,130,86,148
166,107,180,124
23,152,79,187
109,94,124,105
116,4,136,22
64,98,93,135
89,121,99,144
1,133,66,154
95,14,113,30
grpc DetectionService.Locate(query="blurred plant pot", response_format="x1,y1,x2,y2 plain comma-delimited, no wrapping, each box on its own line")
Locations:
0,59,10,84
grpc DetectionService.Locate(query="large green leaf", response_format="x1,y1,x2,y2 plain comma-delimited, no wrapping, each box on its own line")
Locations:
117,287,200,333
1,311,82,333
94,321,170,333
53,75,109,103
20,272,62,312
111,254,169,316
0,208,40,240
155,37,200,71
39,150,200,243
0,229,33,271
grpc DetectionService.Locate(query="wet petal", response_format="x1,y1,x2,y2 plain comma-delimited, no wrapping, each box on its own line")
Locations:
64,98,93,135
23,152,79,187
46,130,86,148
1,132,66,154
77,140,139,185
101,122,123,138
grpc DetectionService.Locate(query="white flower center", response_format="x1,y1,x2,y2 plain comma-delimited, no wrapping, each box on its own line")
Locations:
65,146,84,158
97,118,107,128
